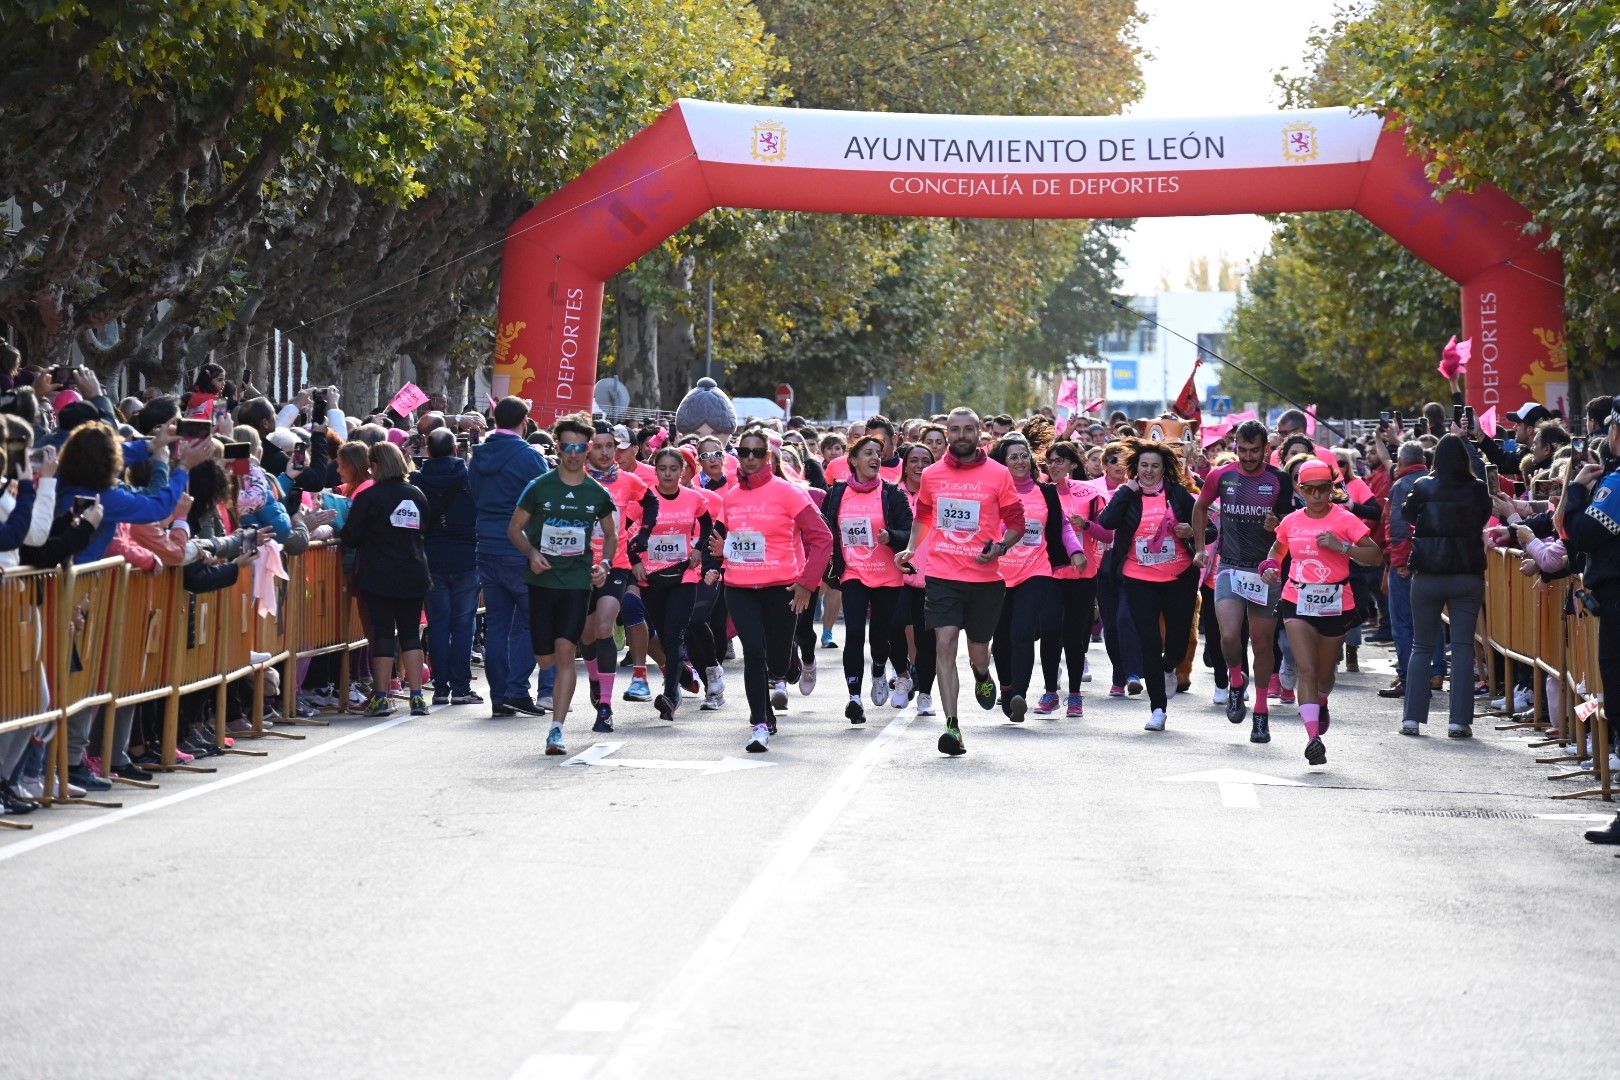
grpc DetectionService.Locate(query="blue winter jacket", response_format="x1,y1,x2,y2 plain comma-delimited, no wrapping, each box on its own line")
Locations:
467,433,549,556
413,455,478,574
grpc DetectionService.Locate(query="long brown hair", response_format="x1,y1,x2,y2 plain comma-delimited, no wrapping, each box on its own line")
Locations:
56,420,123,491
1121,437,1186,487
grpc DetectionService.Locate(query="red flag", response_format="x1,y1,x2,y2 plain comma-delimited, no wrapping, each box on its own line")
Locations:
1170,369,1201,423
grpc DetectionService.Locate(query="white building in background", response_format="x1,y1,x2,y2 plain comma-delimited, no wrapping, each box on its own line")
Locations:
1096,291,1236,416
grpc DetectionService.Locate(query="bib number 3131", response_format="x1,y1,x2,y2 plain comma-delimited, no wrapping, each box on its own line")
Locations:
725,531,767,564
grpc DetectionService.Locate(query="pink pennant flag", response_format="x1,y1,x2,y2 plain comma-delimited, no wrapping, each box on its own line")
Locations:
1304,405,1318,436
388,381,430,416
1224,409,1257,425
1056,379,1079,410
1438,335,1472,379
1081,397,1106,415
1478,404,1497,435
1201,420,1233,447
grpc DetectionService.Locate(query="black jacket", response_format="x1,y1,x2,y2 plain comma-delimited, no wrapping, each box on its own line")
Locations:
341,479,431,598
1096,481,1198,579
412,455,478,574
1561,475,1620,588
821,480,913,584
1402,472,1492,576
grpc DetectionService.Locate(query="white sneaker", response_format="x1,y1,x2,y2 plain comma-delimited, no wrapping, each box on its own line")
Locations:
1082,658,1092,683
308,684,339,708
800,659,817,695
1489,694,1508,711
871,675,890,706
746,723,770,753
1213,686,1229,706
1513,685,1534,713
16,775,44,800
538,695,554,711
348,682,370,708
892,672,913,706
701,690,724,711
1164,671,1178,696
249,650,272,665
1145,708,1167,732
915,692,935,717
705,665,726,699
771,681,789,709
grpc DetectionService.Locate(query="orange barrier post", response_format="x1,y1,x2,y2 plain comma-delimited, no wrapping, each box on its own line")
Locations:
1551,585,1612,802
1494,550,1549,732
0,565,61,830
1531,577,1573,756
243,545,302,742
280,542,368,718
211,571,268,758
42,557,125,808
156,572,223,774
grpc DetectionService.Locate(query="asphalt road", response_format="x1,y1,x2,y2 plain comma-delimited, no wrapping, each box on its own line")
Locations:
2,636,1615,1080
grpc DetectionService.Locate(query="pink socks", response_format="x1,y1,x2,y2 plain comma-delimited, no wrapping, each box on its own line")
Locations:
1301,702,1321,740
1228,666,1246,690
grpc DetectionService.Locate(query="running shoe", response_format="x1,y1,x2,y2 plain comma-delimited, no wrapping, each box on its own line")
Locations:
799,658,817,695
973,670,996,710
846,700,867,725
1007,694,1027,723
545,726,567,756
409,695,429,717
891,671,913,706
451,690,484,705
1034,691,1060,715
771,681,789,709
592,703,614,733
537,695,555,712
1279,687,1296,705
1108,684,1125,698
821,628,837,649
1065,693,1084,718
655,694,675,721
1126,675,1144,696
1081,659,1091,683
363,693,394,718
1144,708,1167,732
938,724,966,757
307,684,339,708
915,692,936,717
701,689,724,711
870,673,890,707
1225,684,1247,725
1447,722,1473,739
746,723,771,753
1212,686,1228,706
1267,675,1282,701
623,676,652,702
705,666,726,700
1164,671,1178,697
432,690,450,706
1400,719,1420,736
680,663,702,695
766,711,778,736
1250,714,1270,743
1304,736,1327,765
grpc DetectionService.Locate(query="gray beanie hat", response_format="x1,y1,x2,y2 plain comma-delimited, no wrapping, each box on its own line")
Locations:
674,377,737,436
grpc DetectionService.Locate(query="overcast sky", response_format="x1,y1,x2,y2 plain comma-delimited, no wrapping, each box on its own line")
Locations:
1117,0,1348,294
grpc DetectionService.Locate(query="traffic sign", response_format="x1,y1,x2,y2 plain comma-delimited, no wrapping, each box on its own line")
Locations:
775,383,794,414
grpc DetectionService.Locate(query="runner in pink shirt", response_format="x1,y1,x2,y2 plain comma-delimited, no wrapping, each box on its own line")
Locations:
894,408,1026,757
987,434,1086,724
887,442,938,716
710,426,833,753
1261,458,1381,767
821,435,913,725
1036,441,1114,718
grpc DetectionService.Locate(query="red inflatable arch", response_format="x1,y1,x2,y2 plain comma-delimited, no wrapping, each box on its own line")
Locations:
495,101,1565,424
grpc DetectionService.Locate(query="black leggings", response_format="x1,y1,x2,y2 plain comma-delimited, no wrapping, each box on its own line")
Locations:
1040,576,1098,694
362,592,424,655
992,576,1061,698
839,579,900,693
1594,580,1620,745
686,581,723,674
643,579,696,704
725,583,797,726
887,585,936,695
1121,569,1200,711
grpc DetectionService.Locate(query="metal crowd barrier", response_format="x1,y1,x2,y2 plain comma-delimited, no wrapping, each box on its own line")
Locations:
1479,548,1610,801
0,540,371,830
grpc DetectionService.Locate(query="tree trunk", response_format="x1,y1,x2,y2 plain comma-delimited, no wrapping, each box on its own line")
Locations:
658,254,697,409
616,279,659,411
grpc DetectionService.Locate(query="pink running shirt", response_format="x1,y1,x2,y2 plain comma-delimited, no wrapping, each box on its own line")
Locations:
1273,503,1371,608
913,456,1023,584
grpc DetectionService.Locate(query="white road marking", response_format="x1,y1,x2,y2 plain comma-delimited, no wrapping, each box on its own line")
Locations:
560,742,776,774
511,1054,598,1080
556,1001,639,1033
1535,813,1615,822
1162,767,1305,809
591,710,916,1080
0,714,417,863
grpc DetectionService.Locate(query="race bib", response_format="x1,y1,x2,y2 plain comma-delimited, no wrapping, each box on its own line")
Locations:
725,530,767,564
539,522,587,557
648,532,689,564
1019,520,1043,547
937,497,981,533
1134,535,1177,566
1228,569,1269,605
842,516,875,549
1296,582,1344,617
389,500,420,530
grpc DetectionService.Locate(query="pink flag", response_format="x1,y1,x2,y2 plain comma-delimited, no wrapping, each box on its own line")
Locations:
388,381,430,416
1082,397,1106,415
1224,409,1257,425
1478,404,1497,435
1056,379,1079,410
1201,420,1232,447
1438,335,1472,379
1304,405,1317,436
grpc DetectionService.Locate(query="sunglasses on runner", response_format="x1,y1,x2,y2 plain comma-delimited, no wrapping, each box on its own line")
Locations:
736,445,770,459
1300,482,1332,494
698,450,725,461
557,442,589,455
